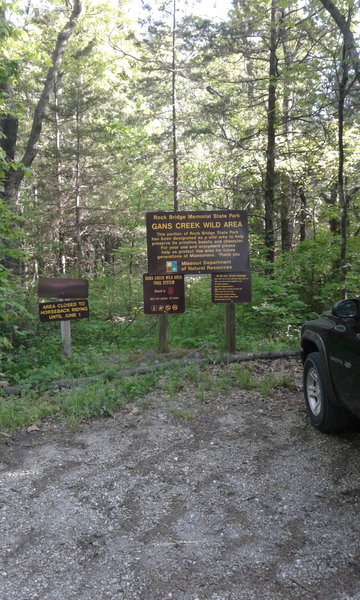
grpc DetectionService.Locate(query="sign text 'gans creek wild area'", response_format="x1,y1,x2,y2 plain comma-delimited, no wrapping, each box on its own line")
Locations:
146,211,249,275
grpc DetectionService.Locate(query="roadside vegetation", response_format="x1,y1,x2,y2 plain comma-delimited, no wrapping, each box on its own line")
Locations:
0,240,351,433
0,356,297,433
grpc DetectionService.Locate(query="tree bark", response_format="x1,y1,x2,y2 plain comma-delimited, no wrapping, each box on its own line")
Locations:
338,44,349,293
172,0,178,212
319,0,360,81
322,184,340,234
54,78,66,274
299,187,307,242
279,8,293,252
75,94,82,275
1,0,82,209
280,173,292,252
264,0,278,270
0,84,18,161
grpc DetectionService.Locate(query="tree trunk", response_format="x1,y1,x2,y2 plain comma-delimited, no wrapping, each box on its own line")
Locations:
172,0,178,212
280,173,292,252
264,0,278,270
54,78,66,274
319,0,360,81
338,44,349,294
322,184,340,234
75,96,82,276
299,187,307,242
0,84,18,161
279,8,293,252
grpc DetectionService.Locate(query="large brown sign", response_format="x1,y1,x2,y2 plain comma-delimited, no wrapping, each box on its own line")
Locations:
146,210,248,275
38,278,88,299
211,272,251,303
39,299,89,322
143,274,185,314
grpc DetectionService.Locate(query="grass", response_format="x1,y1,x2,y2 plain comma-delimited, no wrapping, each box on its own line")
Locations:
2,273,300,389
0,274,300,432
0,360,297,433
169,407,194,420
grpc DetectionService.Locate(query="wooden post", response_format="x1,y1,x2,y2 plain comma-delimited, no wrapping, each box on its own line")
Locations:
158,313,169,353
61,320,72,357
225,303,236,354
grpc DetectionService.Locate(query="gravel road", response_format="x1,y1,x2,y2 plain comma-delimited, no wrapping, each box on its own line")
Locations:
1,358,360,600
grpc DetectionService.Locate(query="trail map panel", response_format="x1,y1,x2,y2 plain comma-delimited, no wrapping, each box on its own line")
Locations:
39,300,89,322
146,211,248,275
212,272,251,303
143,274,185,314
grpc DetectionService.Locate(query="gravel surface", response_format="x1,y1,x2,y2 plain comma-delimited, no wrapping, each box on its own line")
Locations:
1,358,360,600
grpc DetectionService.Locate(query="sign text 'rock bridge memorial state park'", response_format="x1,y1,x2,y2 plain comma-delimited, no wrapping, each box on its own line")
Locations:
146,210,249,275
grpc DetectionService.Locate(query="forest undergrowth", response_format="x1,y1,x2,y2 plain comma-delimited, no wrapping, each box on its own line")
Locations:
1,235,359,433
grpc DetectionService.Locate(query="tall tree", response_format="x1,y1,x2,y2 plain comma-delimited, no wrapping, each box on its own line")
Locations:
0,0,82,212
319,0,360,80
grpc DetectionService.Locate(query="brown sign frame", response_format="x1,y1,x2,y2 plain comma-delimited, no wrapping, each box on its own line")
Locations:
38,278,88,299
143,273,185,315
39,299,89,322
146,210,249,275
211,272,251,303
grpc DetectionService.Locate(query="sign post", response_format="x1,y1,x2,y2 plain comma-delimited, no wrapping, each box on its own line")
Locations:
225,303,236,354
211,272,252,353
60,320,72,357
158,312,168,353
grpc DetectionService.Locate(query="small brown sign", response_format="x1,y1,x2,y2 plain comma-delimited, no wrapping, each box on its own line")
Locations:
212,272,251,303
39,299,89,322
143,274,185,314
38,278,88,299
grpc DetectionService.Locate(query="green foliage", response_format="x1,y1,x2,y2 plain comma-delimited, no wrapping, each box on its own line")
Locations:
0,263,319,388
0,200,30,369
0,391,55,431
229,363,294,395
60,373,157,423
275,234,360,310
169,407,194,420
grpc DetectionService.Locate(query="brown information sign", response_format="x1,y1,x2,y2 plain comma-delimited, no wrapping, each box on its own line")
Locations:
146,210,248,275
39,299,89,322
38,278,88,299
212,272,251,303
143,274,185,314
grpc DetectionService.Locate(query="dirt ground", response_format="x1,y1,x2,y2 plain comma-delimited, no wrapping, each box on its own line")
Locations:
2,357,360,600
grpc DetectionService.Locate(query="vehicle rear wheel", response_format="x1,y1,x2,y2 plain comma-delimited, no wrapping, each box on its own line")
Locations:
303,352,351,433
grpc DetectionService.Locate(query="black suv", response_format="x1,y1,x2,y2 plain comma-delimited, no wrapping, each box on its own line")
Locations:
301,298,360,432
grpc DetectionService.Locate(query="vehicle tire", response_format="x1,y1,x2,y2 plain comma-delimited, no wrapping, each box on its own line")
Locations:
303,352,351,433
